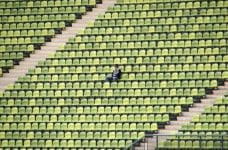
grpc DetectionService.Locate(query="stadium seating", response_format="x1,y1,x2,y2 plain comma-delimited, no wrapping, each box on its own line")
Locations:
0,0,227,149
0,0,99,74
158,96,228,149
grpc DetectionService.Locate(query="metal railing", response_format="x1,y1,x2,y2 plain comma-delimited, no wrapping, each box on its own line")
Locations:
126,134,228,150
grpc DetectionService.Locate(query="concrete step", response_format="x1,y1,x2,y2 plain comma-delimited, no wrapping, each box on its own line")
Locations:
188,107,205,112
191,106,207,110
213,90,228,94
217,86,228,89
134,148,143,150
193,103,211,107
9,69,28,73
51,39,68,43
54,34,75,38
62,30,77,34
43,42,60,46
176,116,192,121
182,112,199,116
169,120,189,125
158,129,173,133
206,95,221,98
165,125,182,130
135,147,148,150
72,23,85,28
200,99,216,104
20,57,44,62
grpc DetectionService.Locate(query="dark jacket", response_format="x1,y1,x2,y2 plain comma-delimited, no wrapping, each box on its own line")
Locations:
112,69,121,79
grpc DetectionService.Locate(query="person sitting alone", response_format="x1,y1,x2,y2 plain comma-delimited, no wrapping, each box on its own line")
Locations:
105,64,122,82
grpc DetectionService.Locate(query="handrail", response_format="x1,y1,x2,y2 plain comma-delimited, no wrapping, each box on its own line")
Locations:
126,134,228,150
125,136,145,150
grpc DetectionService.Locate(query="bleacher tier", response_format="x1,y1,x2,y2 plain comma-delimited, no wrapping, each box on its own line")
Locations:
0,0,227,149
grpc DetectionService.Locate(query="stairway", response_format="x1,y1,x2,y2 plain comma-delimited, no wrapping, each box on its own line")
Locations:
0,0,117,92
134,81,228,150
